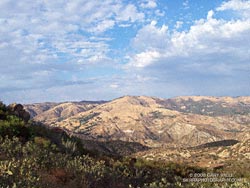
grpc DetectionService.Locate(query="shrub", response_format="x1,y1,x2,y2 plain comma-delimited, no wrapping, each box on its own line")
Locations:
34,137,51,148
61,138,77,154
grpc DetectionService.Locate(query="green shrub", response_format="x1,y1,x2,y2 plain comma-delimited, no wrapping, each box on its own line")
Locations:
61,138,77,154
0,115,30,139
34,136,51,148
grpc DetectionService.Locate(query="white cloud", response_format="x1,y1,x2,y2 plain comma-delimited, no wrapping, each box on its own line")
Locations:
154,9,165,17
125,0,250,98
128,50,161,68
115,4,144,22
91,20,116,33
132,21,169,51
217,0,250,17
110,84,119,89
183,0,190,10
0,0,146,67
0,0,148,100
128,3,250,70
217,0,250,11
207,10,214,20
127,20,171,68
140,0,157,9
175,21,183,30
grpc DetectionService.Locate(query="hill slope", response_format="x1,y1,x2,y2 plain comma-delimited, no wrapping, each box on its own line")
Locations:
50,96,250,147
156,96,250,116
24,101,106,124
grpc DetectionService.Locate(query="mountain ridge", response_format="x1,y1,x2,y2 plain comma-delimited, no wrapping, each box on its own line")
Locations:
24,95,250,148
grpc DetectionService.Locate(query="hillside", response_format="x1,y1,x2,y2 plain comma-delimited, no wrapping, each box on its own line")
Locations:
134,138,250,171
24,101,106,124
156,96,250,116
24,102,59,118
48,96,250,147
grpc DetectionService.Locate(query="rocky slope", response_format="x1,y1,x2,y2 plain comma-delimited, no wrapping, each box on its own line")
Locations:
24,102,58,118
134,139,250,169
24,101,106,124
49,96,250,147
156,96,250,116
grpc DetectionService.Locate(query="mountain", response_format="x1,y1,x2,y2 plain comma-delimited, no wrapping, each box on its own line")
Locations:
24,102,58,118
28,95,250,148
24,101,106,125
156,96,250,116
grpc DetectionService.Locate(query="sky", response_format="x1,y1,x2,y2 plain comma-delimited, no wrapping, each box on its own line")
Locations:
0,0,250,104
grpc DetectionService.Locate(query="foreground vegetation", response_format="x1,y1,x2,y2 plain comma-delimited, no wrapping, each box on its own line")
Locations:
0,101,249,188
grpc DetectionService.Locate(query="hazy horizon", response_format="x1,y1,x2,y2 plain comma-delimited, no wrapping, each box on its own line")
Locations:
1,0,250,104
2,94,250,106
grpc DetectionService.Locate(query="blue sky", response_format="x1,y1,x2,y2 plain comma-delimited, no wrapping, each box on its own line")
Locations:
0,0,250,103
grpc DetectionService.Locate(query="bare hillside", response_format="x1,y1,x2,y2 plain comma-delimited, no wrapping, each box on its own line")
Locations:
51,96,250,147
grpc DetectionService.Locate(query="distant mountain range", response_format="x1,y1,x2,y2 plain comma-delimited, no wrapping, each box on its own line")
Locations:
24,96,250,148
